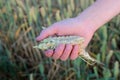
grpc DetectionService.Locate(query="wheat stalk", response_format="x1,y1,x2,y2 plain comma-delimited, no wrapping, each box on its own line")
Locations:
33,36,104,65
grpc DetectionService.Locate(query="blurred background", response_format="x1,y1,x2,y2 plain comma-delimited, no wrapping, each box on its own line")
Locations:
0,0,120,80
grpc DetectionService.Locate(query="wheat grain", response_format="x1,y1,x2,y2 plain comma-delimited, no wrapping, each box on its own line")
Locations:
33,36,103,65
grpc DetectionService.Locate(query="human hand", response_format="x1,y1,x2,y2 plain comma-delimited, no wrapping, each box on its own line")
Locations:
36,17,95,61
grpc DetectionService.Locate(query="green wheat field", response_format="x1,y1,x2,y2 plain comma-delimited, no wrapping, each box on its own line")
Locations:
0,0,120,80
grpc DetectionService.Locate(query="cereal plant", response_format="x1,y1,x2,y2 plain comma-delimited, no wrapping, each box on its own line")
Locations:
0,0,120,80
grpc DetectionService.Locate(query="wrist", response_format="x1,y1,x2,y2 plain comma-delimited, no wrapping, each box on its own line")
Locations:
74,16,98,33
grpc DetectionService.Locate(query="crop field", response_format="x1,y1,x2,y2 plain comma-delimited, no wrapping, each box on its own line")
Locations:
0,0,120,80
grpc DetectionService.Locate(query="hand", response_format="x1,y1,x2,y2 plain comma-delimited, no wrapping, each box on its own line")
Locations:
36,17,95,61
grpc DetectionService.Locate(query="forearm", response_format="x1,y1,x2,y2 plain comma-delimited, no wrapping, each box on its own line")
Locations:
77,0,120,32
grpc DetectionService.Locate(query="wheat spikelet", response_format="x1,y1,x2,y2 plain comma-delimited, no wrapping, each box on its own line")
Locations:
33,36,103,65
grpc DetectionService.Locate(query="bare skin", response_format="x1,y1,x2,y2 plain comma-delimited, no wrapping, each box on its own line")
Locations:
36,0,120,61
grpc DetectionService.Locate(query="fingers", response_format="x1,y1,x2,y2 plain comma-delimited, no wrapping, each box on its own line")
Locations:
70,45,80,60
60,44,73,61
36,26,57,41
44,44,80,61
44,50,53,57
52,44,65,60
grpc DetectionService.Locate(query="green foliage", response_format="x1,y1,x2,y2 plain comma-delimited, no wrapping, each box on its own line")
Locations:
0,0,120,80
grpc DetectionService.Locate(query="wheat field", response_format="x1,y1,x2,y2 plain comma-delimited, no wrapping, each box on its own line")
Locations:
0,0,120,80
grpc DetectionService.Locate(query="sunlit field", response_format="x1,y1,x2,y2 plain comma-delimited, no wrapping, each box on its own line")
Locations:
0,0,120,80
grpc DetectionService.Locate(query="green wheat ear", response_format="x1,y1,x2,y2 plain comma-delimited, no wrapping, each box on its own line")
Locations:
33,36,104,65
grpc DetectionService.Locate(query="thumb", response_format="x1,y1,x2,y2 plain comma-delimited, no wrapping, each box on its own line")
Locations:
36,26,57,41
